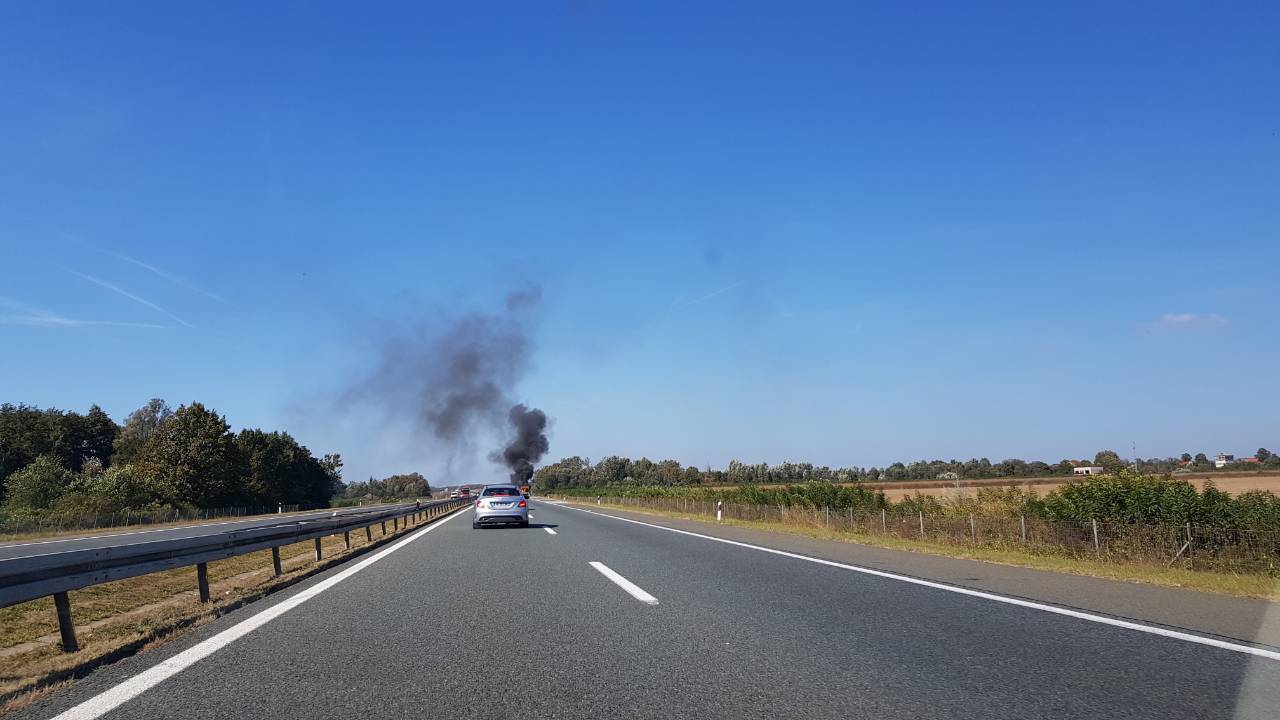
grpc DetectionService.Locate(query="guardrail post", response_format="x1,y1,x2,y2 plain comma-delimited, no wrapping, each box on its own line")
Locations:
53,591,79,652
197,563,210,602
271,547,282,577
365,526,373,542
314,538,323,562
343,531,351,550
381,521,387,536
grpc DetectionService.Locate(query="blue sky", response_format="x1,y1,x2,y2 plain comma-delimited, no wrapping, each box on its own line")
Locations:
1,2,1277,484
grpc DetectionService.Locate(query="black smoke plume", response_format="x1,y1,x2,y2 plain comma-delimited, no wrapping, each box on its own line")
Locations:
350,287,550,481
495,404,549,484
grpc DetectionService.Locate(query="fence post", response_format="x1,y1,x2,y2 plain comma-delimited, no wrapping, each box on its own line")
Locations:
314,537,323,562
825,506,830,528
1092,518,1100,554
197,563,210,602
1185,522,1193,568
918,510,925,538
53,591,79,652
1020,515,1027,543
271,547,282,577
969,514,976,544
881,508,886,534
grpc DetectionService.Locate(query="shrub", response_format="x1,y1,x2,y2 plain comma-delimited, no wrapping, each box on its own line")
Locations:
2,455,76,514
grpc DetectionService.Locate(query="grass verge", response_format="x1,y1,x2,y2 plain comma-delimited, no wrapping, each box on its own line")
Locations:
0,506,459,716
569,501,1280,601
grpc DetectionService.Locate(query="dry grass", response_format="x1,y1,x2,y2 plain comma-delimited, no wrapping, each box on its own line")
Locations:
0,506,458,716
573,501,1280,601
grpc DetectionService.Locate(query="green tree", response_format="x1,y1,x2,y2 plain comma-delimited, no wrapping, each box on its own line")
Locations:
138,403,247,507
235,429,335,507
1258,448,1273,462
1193,452,1210,466
113,399,174,465
0,403,55,490
1093,450,1125,474
320,453,344,497
1180,452,1192,463
2,454,75,512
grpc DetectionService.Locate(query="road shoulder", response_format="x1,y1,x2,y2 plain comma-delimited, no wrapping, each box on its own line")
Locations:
556,501,1280,649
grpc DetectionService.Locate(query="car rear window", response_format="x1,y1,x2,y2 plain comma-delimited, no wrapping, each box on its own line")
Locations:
482,487,520,497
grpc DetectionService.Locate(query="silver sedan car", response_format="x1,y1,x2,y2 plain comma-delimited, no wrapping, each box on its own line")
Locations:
472,484,529,528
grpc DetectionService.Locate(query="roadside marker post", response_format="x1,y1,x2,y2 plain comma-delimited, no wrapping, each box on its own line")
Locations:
716,500,723,524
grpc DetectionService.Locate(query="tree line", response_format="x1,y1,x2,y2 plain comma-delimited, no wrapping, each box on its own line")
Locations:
547,471,1280,530
534,449,1279,490
0,400,347,519
339,472,431,503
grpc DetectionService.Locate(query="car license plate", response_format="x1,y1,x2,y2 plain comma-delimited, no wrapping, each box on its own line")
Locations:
491,502,513,508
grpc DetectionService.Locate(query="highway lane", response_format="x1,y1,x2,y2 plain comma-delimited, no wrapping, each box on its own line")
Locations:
14,500,1280,719
0,504,421,561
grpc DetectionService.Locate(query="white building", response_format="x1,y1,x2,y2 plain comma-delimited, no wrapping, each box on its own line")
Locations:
1073,466,1106,476
1215,453,1235,469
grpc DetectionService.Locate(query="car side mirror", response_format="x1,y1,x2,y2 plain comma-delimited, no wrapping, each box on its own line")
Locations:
523,493,530,499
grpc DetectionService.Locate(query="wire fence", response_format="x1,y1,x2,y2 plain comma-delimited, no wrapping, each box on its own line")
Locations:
585,495,1280,575
0,504,305,537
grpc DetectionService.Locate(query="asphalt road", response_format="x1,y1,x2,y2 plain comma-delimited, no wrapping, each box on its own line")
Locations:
0,504,416,561
14,500,1280,719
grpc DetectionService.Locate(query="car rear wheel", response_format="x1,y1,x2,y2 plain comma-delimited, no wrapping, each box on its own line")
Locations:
520,519,529,528
472,521,480,529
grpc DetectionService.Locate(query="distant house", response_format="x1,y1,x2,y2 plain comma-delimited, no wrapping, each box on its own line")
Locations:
936,471,959,481
1215,453,1235,469
1238,457,1261,465
1073,466,1106,476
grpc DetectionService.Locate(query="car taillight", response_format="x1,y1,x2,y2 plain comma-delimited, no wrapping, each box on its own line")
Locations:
475,500,481,508
518,499,527,508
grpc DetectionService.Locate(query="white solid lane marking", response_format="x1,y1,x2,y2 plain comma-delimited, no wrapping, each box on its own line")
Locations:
49,507,470,720
566,505,1280,662
543,527,557,535
589,561,659,605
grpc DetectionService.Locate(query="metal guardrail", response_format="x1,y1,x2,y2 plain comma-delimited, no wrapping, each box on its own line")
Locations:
0,499,467,652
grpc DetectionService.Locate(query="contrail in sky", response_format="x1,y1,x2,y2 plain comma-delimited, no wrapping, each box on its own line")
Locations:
678,281,744,308
0,297,169,329
113,252,231,305
67,270,196,328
